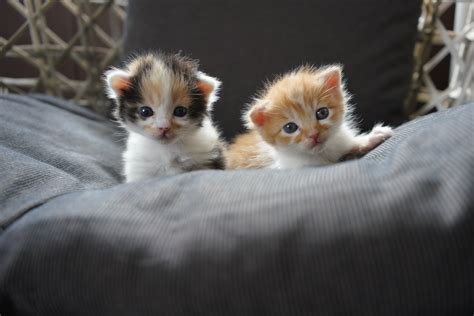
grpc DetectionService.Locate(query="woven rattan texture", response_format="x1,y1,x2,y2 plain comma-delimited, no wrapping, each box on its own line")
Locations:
0,0,126,113
405,0,474,117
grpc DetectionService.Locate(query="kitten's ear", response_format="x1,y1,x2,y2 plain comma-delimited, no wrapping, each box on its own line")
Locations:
104,68,131,99
246,100,268,129
319,66,343,99
196,71,221,109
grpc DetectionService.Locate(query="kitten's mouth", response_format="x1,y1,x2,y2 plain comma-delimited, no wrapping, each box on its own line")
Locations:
150,130,175,142
156,134,175,142
308,139,323,149
307,134,324,149
307,138,327,152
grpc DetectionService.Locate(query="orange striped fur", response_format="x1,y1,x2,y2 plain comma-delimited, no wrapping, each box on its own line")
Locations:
226,131,273,169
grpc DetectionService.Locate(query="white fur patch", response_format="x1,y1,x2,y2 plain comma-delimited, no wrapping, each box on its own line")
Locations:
123,117,221,182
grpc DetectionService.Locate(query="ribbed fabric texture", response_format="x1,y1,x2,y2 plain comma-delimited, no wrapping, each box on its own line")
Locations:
0,94,122,228
0,95,473,315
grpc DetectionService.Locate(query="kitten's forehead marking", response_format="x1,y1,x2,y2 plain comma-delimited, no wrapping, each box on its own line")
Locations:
138,61,170,107
129,55,194,109
290,89,305,107
275,93,313,127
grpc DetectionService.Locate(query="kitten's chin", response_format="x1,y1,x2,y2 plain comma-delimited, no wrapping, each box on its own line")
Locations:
155,134,178,144
305,141,324,152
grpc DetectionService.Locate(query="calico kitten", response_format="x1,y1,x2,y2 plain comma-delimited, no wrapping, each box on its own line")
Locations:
105,53,225,182
226,65,393,169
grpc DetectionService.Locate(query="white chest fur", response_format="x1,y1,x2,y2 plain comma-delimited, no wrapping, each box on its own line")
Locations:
123,118,220,182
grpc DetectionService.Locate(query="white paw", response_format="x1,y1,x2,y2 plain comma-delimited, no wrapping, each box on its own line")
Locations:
348,124,394,156
366,124,393,150
371,124,394,139
350,124,393,156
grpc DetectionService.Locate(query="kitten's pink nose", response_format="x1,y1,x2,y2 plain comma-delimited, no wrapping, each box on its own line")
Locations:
158,127,170,137
309,133,319,144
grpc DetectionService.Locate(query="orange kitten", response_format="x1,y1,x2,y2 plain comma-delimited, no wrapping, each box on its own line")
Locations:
226,65,393,169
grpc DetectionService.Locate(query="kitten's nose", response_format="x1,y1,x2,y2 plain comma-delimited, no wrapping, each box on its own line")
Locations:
158,127,170,137
309,133,319,144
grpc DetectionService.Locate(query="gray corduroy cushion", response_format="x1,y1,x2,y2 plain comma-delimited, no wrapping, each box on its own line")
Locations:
0,94,122,229
0,95,473,315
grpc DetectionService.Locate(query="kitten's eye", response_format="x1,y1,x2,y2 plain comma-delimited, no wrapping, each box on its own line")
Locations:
173,106,188,117
316,107,329,120
283,122,299,134
138,106,154,118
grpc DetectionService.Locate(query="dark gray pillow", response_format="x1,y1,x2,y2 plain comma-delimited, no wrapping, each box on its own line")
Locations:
0,94,473,315
0,94,122,228
124,0,421,139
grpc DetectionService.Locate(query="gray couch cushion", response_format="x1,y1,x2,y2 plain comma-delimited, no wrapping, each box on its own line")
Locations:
124,0,421,139
0,94,473,315
0,94,122,228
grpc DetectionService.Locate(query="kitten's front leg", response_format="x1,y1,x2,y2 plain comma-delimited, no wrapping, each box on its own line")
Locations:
350,124,394,157
173,156,199,172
